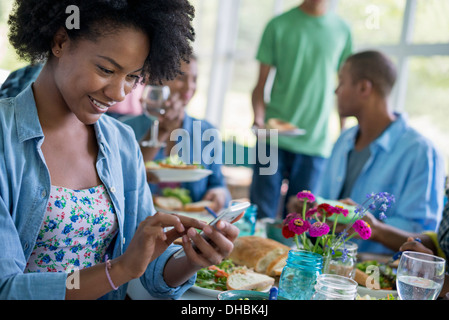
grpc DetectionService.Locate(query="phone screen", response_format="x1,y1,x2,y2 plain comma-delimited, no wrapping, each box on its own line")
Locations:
173,201,250,259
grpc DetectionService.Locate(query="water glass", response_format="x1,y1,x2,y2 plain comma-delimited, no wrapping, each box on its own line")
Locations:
140,85,170,148
396,251,446,300
142,85,170,117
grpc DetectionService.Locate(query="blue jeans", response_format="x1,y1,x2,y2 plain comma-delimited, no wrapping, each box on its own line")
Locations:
250,144,326,219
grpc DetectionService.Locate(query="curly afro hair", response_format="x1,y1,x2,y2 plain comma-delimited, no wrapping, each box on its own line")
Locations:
7,0,195,84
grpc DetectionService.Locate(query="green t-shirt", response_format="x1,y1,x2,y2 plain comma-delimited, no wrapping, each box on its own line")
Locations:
256,7,352,157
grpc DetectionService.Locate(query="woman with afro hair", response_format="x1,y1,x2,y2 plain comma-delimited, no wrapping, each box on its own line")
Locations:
0,0,241,300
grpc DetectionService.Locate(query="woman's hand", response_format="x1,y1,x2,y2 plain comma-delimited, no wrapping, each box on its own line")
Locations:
117,212,207,279
181,214,242,268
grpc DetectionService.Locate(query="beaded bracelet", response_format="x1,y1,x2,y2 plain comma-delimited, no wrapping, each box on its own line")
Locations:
104,254,118,291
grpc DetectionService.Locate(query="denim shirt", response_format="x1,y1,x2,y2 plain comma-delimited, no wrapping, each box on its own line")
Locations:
0,85,195,299
122,114,230,204
318,113,446,254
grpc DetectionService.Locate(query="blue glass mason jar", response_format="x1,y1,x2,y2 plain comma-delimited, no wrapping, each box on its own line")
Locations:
234,204,257,236
279,250,323,300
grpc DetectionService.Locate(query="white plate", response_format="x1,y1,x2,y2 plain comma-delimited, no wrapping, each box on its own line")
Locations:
189,285,272,298
252,127,306,139
189,285,224,298
357,286,398,299
147,168,213,182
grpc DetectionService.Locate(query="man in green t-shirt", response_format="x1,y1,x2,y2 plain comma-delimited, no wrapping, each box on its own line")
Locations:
250,0,353,219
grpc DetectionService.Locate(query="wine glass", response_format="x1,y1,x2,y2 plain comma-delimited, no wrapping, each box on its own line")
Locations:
396,251,446,300
140,85,170,148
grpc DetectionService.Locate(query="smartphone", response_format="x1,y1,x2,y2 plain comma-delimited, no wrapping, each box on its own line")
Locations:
173,201,250,259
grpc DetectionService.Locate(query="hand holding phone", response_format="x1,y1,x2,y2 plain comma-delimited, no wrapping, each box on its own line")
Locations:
173,201,250,259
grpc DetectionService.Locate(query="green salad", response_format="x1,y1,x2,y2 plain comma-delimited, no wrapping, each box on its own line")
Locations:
161,187,192,205
146,155,204,169
195,259,235,291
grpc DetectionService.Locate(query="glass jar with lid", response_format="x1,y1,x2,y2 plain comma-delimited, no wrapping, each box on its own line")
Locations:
311,274,358,300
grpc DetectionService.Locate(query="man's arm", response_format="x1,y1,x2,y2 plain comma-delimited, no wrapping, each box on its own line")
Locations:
251,63,272,128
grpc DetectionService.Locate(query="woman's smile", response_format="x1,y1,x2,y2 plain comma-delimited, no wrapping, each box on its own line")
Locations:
88,95,117,113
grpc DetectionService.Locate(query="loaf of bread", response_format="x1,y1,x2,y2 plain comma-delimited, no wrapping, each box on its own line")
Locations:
226,268,275,291
354,268,380,289
228,236,290,274
266,252,288,276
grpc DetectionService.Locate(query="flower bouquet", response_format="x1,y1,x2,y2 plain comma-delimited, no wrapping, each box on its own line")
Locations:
278,190,394,300
282,190,395,259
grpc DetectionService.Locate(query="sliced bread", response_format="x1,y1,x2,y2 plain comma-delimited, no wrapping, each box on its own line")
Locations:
153,196,183,211
226,268,275,291
266,252,288,276
228,236,290,274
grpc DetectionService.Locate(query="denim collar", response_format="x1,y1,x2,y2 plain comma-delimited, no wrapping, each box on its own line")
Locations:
14,84,112,155
14,84,44,143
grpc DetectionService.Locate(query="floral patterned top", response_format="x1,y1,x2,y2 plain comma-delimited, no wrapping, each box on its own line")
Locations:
25,185,117,273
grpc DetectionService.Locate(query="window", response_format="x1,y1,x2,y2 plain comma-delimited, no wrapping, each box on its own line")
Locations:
190,0,449,172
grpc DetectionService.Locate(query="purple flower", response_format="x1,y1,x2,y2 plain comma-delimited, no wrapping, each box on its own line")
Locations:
309,222,330,237
288,218,311,235
352,220,372,240
334,205,349,217
296,190,316,203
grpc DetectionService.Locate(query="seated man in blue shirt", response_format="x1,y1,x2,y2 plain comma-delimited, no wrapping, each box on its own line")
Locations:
122,55,230,212
289,50,446,254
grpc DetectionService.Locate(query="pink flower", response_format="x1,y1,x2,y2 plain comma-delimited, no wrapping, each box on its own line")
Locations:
317,203,336,217
352,219,372,240
305,208,318,219
296,190,316,203
284,212,301,224
309,221,330,237
288,218,311,235
334,205,349,217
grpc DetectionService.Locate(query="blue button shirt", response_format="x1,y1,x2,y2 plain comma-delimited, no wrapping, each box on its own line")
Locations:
0,85,195,299
318,113,446,254
122,114,230,204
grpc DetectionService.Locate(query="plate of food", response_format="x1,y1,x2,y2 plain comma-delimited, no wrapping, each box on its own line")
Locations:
191,259,275,298
153,187,215,219
146,157,212,182
354,260,398,299
252,118,306,138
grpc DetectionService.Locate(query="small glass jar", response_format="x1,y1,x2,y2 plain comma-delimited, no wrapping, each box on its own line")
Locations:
325,241,358,279
311,274,358,300
235,204,257,236
279,250,323,300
